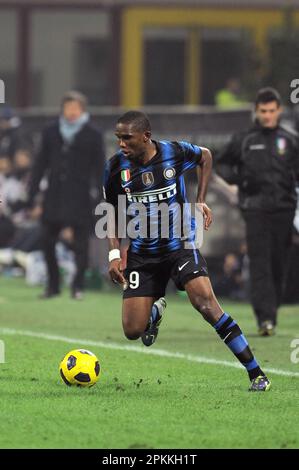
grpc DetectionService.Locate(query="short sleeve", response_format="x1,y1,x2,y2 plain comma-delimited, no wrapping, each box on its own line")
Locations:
102,160,119,207
178,141,202,172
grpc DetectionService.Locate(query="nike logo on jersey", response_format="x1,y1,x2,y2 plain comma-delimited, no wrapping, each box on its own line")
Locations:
178,261,190,271
121,181,132,188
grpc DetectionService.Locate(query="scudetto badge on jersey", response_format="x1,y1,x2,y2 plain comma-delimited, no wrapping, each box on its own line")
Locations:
142,172,154,187
121,169,131,182
277,137,287,155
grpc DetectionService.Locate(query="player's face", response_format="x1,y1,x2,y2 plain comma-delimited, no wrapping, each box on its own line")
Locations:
115,123,149,160
255,101,282,129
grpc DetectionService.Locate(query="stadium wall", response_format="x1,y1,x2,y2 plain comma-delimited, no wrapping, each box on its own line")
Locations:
1,2,299,107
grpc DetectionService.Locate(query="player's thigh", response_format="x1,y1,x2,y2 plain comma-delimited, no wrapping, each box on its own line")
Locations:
123,258,168,302
122,296,158,336
122,253,168,336
185,276,223,323
171,247,208,290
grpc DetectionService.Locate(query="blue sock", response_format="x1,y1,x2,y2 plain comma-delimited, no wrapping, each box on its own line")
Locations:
151,304,159,323
213,313,264,380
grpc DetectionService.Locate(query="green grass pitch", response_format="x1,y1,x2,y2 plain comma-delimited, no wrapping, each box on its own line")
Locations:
0,278,299,449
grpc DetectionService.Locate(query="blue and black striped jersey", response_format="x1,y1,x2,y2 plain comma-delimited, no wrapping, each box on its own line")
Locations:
103,140,202,255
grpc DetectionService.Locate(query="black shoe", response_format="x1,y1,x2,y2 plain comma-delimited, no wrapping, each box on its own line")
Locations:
39,288,60,299
141,298,166,347
258,321,275,337
249,375,271,392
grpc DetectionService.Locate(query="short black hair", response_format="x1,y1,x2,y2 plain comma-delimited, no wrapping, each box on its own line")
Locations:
255,87,281,107
117,110,151,133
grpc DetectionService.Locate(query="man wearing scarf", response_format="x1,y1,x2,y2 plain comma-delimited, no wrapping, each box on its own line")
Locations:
28,91,105,299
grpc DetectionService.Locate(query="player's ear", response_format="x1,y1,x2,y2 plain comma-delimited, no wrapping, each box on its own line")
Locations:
144,130,151,142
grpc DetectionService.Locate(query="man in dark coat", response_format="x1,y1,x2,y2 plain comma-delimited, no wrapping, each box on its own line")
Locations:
28,91,105,299
216,87,299,336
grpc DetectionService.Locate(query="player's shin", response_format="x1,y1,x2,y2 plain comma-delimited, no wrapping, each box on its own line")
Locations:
213,312,265,381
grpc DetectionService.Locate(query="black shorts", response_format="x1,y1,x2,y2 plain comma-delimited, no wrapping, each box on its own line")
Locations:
123,247,208,299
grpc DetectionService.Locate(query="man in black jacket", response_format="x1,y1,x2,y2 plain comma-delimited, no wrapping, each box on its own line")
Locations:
28,91,105,299
216,87,299,335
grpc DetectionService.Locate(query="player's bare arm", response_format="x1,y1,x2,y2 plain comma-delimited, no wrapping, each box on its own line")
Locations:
196,147,213,230
108,209,126,285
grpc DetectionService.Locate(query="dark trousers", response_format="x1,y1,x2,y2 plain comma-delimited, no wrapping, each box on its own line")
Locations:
242,210,295,326
41,222,89,293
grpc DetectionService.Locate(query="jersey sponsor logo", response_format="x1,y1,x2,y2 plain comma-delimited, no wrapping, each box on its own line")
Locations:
277,137,287,155
126,183,177,203
142,171,154,187
95,195,204,250
163,167,176,180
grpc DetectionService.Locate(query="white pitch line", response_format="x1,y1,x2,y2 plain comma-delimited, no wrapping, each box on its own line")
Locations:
1,327,299,378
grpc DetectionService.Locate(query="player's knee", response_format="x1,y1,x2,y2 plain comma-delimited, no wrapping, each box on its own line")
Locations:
192,292,214,318
124,331,140,341
123,322,144,340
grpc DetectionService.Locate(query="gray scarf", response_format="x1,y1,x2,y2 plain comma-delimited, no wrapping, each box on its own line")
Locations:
59,112,90,144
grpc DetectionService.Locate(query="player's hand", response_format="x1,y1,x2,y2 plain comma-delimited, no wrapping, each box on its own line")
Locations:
196,202,213,230
109,259,127,286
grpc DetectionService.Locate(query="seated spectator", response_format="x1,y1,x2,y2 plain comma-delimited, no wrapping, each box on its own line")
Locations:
214,78,248,109
1,150,32,223
214,242,249,300
0,107,26,160
0,156,15,248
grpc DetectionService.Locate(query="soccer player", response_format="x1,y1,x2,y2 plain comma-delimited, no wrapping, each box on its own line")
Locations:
103,111,271,392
